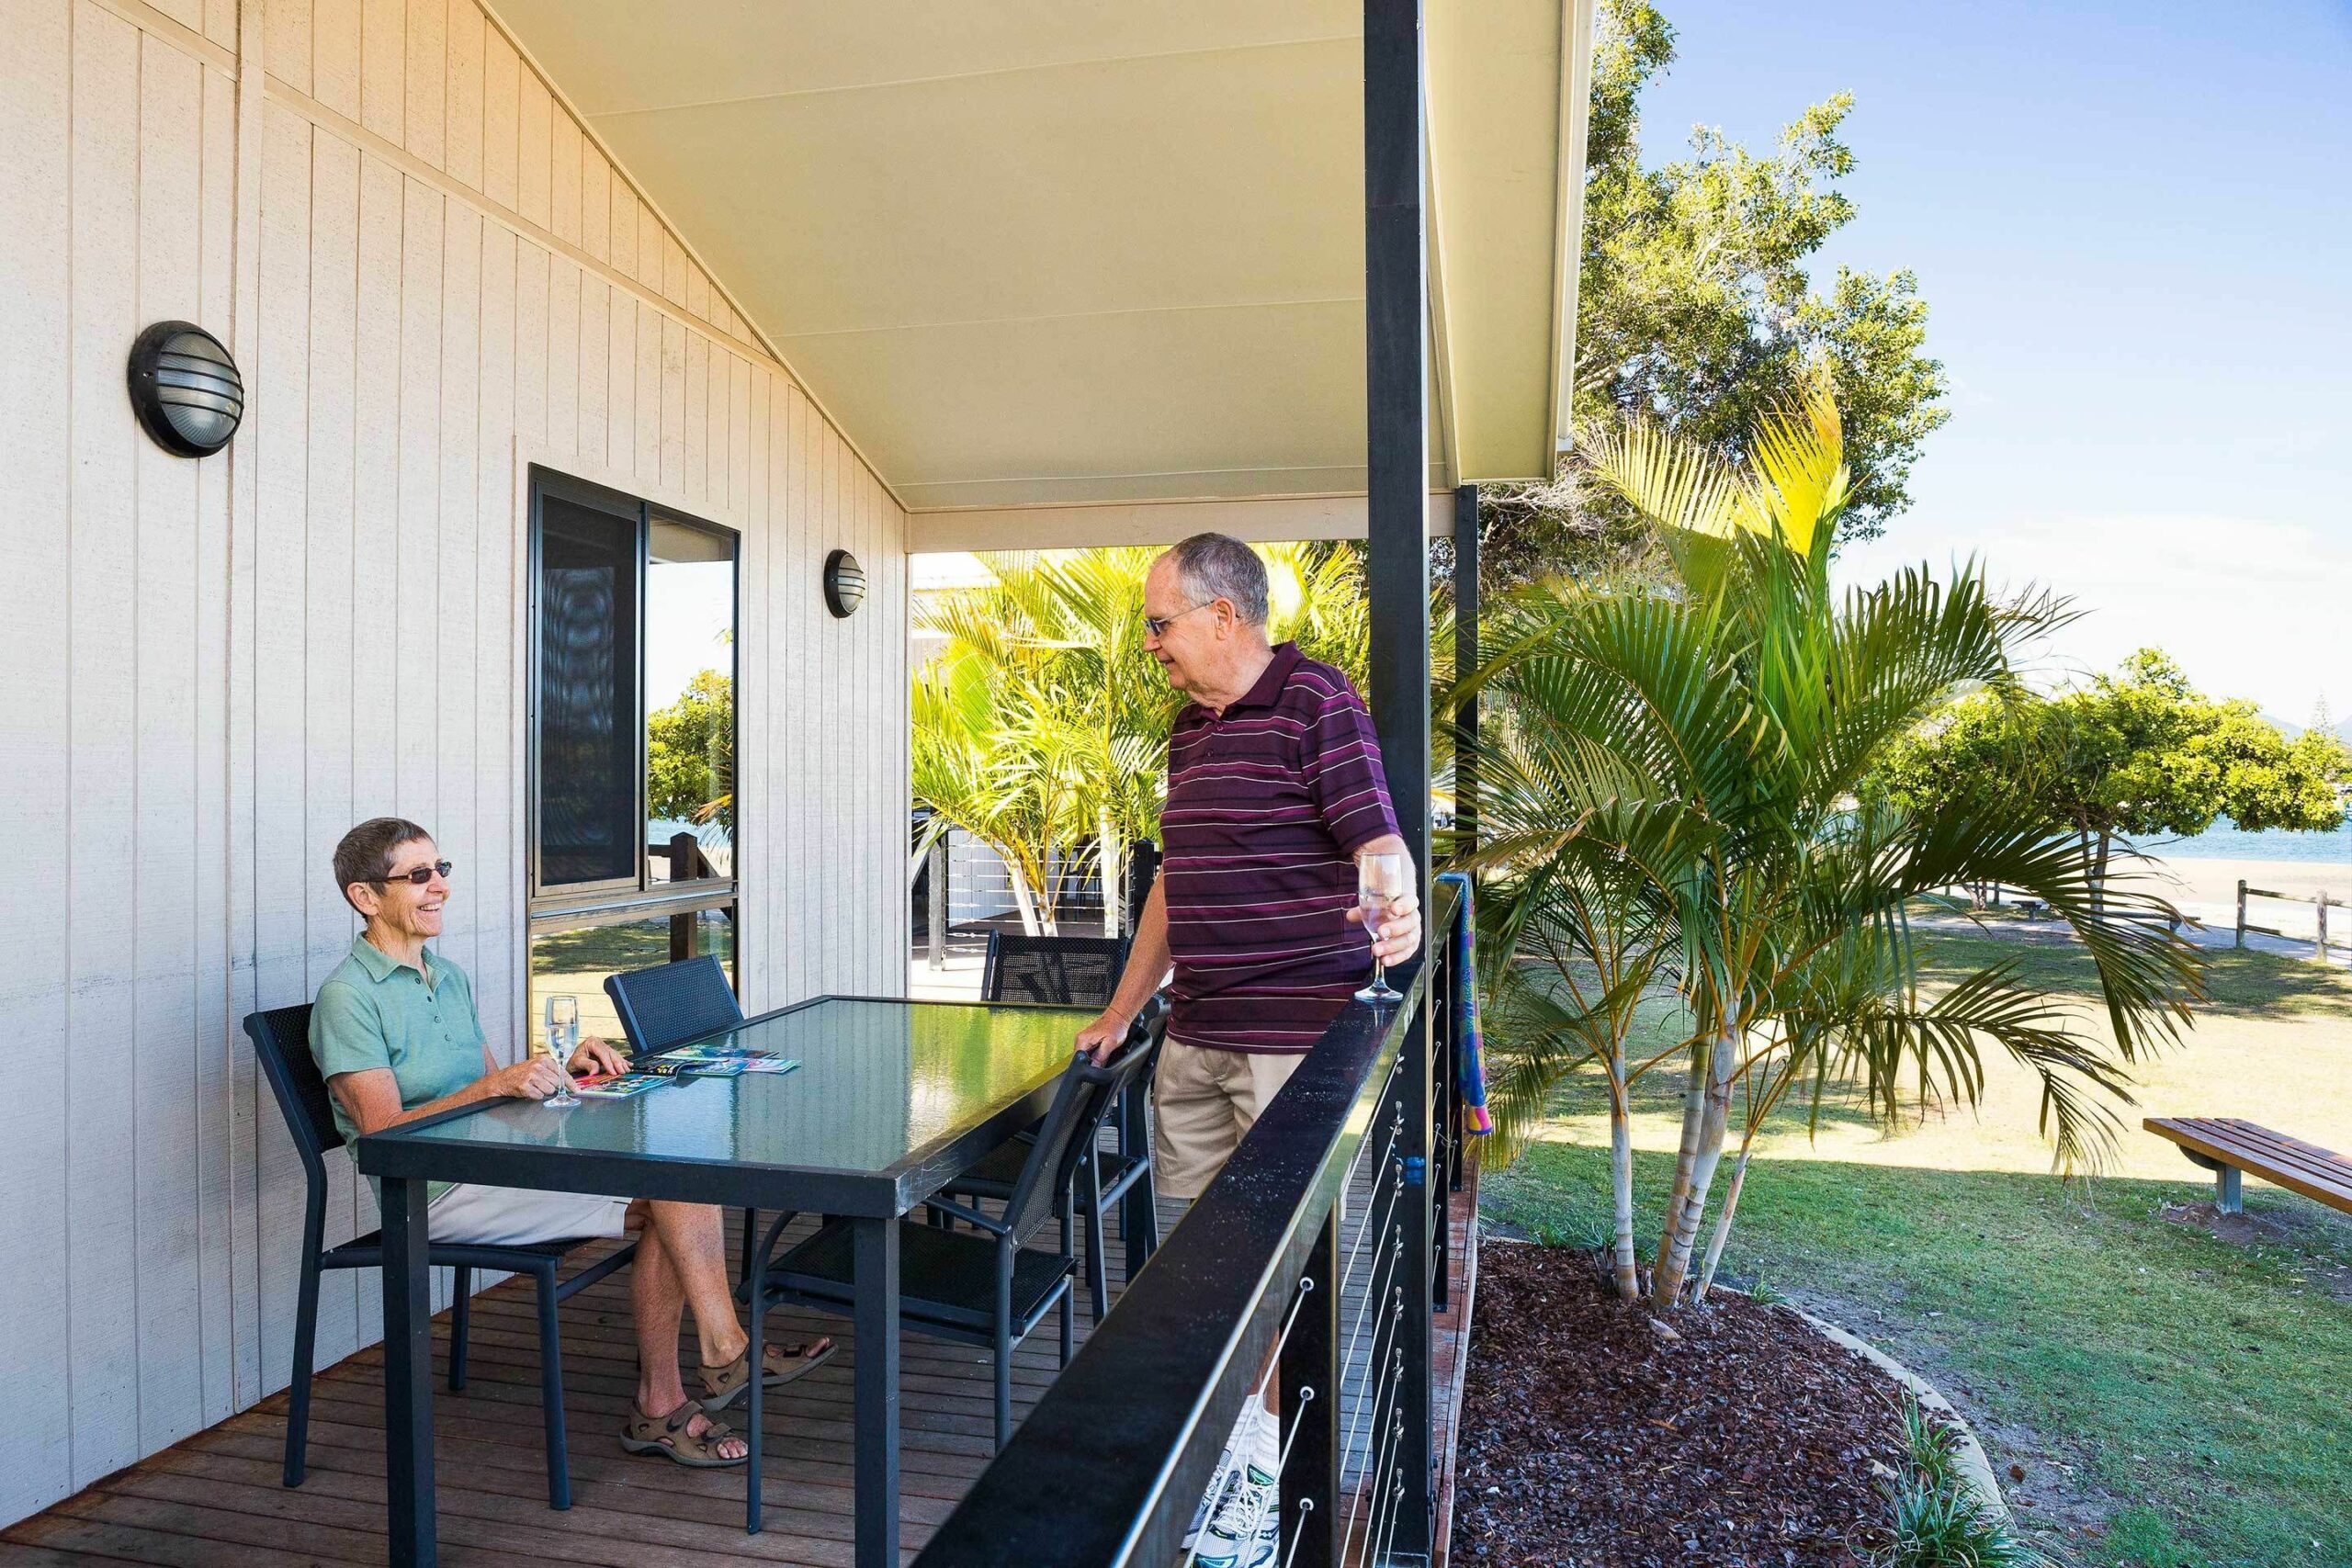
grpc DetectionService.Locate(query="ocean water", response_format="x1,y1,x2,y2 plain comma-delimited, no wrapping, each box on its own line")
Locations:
2150,818,2352,863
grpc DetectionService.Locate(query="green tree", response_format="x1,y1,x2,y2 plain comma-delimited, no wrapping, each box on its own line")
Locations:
647,669,733,828
913,545,1373,933
1875,650,2352,897
1455,368,2198,1309
1475,0,1950,590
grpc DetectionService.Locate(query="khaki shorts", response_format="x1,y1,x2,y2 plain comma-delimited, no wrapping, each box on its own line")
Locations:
1152,1041,1309,1200
426,1182,632,1247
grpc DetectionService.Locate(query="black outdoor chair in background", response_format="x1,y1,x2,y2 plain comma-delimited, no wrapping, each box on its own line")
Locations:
243,1003,637,1509
978,931,1160,1281
937,994,1169,1318
603,953,745,1054
602,956,765,1284
756,1015,1159,1450
980,930,1129,1009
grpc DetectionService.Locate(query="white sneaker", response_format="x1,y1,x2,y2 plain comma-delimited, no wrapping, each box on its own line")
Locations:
1194,1441,1278,1567
1238,1505,1283,1568
1239,1406,1284,1566
1182,1452,1237,1554
1248,1402,1281,1476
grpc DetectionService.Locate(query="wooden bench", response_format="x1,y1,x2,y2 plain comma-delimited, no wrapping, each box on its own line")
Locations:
2144,1117,2352,1216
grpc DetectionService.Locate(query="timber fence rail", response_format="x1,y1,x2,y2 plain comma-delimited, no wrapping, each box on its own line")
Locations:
2235,879,2346,962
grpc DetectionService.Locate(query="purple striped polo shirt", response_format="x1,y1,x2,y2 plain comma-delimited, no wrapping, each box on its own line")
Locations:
1160,641,1402,1055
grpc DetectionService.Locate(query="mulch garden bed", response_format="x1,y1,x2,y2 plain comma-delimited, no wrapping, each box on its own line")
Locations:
1451,1241,1911,1567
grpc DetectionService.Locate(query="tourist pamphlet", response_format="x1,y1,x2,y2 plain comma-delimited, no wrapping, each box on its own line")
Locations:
639,1054,748,1077
571,1072,670,1100
637,1041,802,1078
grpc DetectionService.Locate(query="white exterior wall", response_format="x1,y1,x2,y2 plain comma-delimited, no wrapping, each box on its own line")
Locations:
0,0,910,1526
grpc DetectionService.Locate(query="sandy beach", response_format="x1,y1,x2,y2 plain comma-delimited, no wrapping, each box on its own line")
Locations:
2131,853,2352,940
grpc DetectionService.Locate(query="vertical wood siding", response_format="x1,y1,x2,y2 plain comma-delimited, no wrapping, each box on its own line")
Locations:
0,0,910,1527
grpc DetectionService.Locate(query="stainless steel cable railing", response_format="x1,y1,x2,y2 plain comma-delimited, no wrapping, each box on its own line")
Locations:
911,881,1467,1568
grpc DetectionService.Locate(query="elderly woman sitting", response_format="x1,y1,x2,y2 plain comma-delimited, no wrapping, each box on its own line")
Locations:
309,816,830,1467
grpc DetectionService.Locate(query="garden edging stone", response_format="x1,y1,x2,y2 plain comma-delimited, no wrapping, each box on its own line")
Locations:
1787,1303,2014,1523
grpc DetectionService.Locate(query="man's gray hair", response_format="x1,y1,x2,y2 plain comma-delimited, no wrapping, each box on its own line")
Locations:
1168,533,1270,626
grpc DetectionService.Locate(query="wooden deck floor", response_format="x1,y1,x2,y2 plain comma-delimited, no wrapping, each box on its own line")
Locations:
5,1169,1478,1567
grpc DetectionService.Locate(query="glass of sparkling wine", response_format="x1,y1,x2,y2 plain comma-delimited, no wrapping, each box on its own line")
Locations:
543,994,582,1108
1355,851,1406,1003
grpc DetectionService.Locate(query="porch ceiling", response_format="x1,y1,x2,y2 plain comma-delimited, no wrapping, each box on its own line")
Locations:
489,1,1591,513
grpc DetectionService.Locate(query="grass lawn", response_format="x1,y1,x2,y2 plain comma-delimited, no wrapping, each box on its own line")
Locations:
1479,929,2352,1567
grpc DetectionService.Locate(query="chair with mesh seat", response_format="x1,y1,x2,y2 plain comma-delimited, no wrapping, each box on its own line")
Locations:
243,1003,637,1510
757,1014,1159,1450
603,956,766,1283
938,994,1168,1318
973,934,1159,1296
604,953,746,1055
980,931,1129,1010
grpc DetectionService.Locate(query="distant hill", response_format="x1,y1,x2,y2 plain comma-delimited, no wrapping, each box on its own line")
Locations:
2261,714,2352,745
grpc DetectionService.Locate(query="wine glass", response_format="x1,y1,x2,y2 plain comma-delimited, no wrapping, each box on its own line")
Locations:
1354,852,1406,1004
543,994,582,1108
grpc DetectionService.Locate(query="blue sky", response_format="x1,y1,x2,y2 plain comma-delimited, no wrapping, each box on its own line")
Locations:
1634,0,2352,720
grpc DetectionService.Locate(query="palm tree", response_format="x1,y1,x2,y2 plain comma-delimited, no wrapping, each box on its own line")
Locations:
914,544,1374,934
1456,367,2201,1307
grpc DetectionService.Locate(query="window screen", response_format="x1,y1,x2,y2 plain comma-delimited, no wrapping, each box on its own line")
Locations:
537,493,640,887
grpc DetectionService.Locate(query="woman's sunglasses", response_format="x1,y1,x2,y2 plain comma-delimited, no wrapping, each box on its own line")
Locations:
377,859,455,886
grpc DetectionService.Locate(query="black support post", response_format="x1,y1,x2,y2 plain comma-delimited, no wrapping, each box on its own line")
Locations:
852,1216,902,1568
381,1176,437,1566
669,831,700,961
1364,0,1435,1558
1280,1208,1340,1568
1453,484,1479,867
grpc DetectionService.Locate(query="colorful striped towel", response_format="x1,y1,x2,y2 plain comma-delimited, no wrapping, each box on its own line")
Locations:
1436,871,1492,1135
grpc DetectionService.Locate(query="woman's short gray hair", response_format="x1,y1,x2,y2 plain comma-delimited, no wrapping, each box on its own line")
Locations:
1168,533,1270,626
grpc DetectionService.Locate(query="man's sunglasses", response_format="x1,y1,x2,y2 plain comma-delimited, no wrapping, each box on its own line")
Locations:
377,860,455,886
1143,601,1216,637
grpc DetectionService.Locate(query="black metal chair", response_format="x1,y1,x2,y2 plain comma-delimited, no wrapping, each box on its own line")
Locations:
243,1003,637,1509
937,994,1169,1318
603,953,745,1054
978,931,1159,1261
603,956,765,1283
981,930,1130,1009
756,1020,1159,1450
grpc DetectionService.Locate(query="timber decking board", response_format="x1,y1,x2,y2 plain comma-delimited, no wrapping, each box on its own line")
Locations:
2,1206,1177,1563
10,1158,1470,1565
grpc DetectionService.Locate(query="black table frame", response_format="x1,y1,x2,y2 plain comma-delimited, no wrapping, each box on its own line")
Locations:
356,993,1090,1568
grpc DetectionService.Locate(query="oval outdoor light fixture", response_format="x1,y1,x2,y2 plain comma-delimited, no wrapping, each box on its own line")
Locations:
824,549,865,618
127,321,244,457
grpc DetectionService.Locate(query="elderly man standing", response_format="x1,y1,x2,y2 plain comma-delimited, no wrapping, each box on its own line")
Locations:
310,817,831,1470
1076,534,1421,1567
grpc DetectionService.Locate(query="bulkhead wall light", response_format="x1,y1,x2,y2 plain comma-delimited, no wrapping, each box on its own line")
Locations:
127,321,243,457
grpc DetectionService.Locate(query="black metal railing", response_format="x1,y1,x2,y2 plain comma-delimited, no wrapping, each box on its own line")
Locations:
912,882,1467,1568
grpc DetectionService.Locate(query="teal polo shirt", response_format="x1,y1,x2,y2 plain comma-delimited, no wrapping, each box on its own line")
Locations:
310,934,490,1201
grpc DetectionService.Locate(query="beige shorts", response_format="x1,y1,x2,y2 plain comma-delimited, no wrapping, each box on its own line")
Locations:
1152,1041,1309,1200
426,1182,632,1247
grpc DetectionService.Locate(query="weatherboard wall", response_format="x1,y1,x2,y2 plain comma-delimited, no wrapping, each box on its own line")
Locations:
0,0,910,1526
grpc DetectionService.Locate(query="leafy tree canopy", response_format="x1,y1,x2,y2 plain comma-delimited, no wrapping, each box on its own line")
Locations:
1476,0,1950,590
1873,649,2352,885
648,668,733,827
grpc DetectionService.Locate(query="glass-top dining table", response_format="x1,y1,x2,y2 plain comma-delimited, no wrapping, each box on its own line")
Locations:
356,994,1097,1568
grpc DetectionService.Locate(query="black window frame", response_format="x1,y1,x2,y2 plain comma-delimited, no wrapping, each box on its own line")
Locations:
525,465,741,962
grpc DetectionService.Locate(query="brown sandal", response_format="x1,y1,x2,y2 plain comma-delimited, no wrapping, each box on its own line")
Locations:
619,1398,747,1468
698,1337,837,1410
